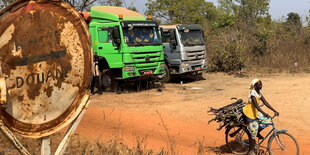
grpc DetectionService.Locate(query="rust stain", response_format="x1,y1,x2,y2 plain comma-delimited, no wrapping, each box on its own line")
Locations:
26,80,42,100
0,0,92,138
44,86,53,98
17,95,24,102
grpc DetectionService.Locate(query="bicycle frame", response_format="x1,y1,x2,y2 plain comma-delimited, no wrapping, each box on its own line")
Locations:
257,122,275,145
226,116,298,155
257,118,287,146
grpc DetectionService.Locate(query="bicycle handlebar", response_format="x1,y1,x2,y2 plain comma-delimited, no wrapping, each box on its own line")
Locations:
267,115,277,125
273,115,277,119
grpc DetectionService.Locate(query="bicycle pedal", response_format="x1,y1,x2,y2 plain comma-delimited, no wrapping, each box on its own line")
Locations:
254,144,260,152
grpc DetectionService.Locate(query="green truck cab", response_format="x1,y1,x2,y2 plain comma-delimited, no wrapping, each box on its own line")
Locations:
84,6,165,90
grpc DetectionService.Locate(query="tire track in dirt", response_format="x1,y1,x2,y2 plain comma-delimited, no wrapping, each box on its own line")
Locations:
77,73,310,154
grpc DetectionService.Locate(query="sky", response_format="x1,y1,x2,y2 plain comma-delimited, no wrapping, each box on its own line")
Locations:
128,0,310,23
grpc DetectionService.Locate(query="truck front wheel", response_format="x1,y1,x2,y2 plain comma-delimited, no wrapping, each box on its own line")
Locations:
100,69,117,91
158,63,171,83
194,72,204,80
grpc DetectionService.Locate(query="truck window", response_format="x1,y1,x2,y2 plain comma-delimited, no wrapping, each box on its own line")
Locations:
179,29,204,46
123,27,161,46
98,30,112,43
162,31,170,43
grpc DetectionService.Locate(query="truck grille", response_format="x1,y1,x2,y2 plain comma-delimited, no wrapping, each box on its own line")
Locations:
130,51,162,68
186,50,205,60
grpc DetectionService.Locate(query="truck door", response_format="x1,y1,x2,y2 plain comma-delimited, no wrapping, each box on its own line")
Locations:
95,24,122,67
162,29,180,65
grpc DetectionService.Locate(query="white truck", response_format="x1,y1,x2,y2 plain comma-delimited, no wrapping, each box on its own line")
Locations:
160,24,207,82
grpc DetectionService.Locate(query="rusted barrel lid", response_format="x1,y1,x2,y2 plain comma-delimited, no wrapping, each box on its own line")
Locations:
0,0,92,138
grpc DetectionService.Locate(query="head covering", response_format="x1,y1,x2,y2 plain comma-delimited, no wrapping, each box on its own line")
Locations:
249,78,261,90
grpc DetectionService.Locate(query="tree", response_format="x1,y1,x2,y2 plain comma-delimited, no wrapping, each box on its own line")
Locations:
306,10,310,28
285,12,302,33
126,1,138,12
77,0,100,11
127,6,138,12
0,0,16,9
64,0,123,11
145,0,217,25
212,10,235,29
218,0,270,25
101,0,122,7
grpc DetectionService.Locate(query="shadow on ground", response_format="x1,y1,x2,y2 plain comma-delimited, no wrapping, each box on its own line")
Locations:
170,75,206,84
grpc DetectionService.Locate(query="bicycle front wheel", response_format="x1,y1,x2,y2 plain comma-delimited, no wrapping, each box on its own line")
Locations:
225,126,252,155
268,131,299,155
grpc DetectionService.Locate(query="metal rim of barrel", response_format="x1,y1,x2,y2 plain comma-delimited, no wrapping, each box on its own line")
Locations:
0,0,93,138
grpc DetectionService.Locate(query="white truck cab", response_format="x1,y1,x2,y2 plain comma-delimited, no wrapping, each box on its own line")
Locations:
160,24,207,82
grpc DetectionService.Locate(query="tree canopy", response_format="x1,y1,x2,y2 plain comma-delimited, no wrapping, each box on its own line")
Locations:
218,0,270,25
101,0,122,7
284,12,302,33
145,0,217,25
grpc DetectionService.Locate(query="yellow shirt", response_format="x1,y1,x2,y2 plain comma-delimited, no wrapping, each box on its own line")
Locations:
243,90,263,119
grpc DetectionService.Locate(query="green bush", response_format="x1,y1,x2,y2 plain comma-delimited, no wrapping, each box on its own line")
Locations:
208,43,245,72
251,32,269,56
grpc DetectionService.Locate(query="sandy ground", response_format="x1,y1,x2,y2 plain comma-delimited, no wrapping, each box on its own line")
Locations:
76,73,310,154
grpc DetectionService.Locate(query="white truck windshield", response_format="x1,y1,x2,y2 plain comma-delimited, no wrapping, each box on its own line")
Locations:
179,30,204,46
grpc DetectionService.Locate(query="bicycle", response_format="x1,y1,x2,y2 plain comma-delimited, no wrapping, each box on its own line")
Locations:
225,115,299,155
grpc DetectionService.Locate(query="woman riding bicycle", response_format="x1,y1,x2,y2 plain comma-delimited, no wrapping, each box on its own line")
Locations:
242,78,280,155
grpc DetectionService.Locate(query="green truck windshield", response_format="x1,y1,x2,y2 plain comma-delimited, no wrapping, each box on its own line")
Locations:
123,27,161,46
179,30,204,46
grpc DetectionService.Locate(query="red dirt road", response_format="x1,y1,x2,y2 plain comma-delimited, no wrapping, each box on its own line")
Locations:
77,73,310,154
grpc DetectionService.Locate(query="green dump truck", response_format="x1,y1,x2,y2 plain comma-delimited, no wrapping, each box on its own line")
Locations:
82,6,165,91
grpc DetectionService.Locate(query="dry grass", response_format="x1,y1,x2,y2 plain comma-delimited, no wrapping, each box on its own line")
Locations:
0,132,155,155
250,30,310,73
0,111,201,155
155,110,177,155
206,25,310,74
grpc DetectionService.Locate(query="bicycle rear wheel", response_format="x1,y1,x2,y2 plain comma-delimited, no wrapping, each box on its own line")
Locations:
225,126,252,154
268,131,299,155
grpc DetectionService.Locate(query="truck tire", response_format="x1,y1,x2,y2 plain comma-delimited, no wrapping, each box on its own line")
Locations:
159,63,171,83
194,72,204,80
100,69,112,91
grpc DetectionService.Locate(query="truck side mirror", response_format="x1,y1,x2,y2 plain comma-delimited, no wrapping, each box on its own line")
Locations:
202,30,205,40
169,30,177,48
159,27,163,37
170,40,177,46
112,26,121,46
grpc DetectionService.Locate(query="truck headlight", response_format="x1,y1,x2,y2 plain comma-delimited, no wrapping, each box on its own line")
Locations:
202,59,207,67
181,62,189,68
124,66,134,71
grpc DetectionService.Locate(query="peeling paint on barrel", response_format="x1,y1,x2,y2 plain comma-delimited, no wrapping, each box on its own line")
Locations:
0,0,92,138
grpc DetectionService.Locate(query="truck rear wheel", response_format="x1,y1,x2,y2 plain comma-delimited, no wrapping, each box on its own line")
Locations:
158,63,171,83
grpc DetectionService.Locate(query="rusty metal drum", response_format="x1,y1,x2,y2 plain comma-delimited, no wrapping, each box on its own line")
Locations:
0,0,92,138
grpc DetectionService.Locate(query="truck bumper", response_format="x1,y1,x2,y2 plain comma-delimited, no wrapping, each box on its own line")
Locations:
170,59,207,75
121,62,165,79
